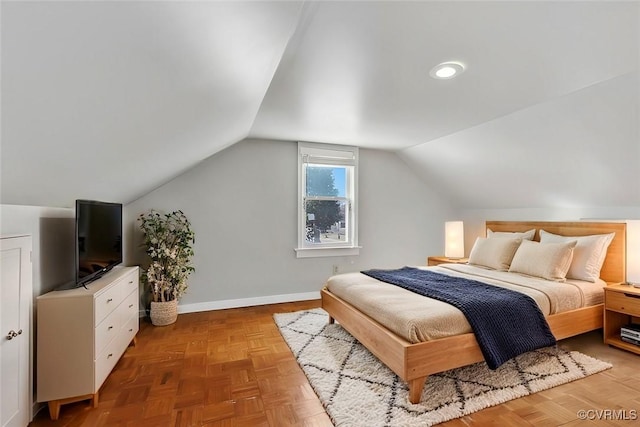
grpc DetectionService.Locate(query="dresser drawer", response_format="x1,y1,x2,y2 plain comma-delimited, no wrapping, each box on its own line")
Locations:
94,317,136,389
94,283,123,324
122,313,139,342
120,289,138,323
95,289,138,354
94,270,138,324
121,270,139,296
95,333,125,389
95,308,121,356
606,290,640,315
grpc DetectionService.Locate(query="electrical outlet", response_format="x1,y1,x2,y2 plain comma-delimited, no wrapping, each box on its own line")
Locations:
332,265,339,275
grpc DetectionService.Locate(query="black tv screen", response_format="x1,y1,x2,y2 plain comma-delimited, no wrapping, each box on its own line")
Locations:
75,199,123,286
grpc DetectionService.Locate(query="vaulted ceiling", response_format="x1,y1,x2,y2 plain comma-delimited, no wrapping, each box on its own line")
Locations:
2,1,639,209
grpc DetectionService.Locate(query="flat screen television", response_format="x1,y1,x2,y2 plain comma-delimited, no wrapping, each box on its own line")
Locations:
75,199,123,287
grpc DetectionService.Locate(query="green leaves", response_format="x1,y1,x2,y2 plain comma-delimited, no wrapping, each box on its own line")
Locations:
138,209,195,302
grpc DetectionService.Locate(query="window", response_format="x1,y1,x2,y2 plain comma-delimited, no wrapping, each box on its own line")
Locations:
296,142,359,258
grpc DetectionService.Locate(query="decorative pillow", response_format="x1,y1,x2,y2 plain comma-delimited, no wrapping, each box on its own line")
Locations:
468,237,522,271
487,228,536,241
508,240,577,281
539,230,614,282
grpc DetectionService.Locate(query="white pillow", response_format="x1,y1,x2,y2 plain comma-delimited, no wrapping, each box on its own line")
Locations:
487,228,536,241
539,230,614,282
468,237,522,271
508,240,577,281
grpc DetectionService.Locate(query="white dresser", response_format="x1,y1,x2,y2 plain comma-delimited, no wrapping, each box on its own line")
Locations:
36,266,139,420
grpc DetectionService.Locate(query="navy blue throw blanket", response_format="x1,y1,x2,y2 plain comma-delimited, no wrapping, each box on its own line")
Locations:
361,267,556,369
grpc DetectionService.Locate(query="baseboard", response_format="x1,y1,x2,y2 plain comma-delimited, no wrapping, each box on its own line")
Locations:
138,291,320,317
178,291,321,314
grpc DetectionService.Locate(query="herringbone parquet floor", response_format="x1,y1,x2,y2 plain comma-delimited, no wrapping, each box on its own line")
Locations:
29,299,640,426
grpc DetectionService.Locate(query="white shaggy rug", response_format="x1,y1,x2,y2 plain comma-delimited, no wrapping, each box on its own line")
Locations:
274,308,612,427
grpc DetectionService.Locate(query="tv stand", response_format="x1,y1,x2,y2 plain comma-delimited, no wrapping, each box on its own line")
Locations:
36,266,139,420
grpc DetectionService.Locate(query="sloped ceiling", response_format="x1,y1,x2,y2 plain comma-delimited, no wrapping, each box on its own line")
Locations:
399,73,640,209
1,1,639,209
252,1,638,149
1,1,304,207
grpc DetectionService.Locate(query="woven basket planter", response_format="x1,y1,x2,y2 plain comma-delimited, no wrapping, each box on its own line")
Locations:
150,299,178,326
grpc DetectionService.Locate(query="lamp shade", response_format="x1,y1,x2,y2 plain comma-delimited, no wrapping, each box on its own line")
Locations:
445,221,464,259
627,220,640,285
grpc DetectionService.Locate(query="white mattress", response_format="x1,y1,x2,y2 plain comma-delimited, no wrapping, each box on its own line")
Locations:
325,263,605,343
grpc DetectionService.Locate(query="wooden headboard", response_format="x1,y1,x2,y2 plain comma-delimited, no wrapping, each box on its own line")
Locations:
485,221,626,284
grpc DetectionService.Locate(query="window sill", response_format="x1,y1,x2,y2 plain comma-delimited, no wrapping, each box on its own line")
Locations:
294,246,361,258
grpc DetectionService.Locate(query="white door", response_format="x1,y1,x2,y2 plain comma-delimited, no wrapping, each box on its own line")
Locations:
1,236,32,427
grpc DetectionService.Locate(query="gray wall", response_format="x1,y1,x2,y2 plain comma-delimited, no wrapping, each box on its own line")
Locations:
125,138,455,311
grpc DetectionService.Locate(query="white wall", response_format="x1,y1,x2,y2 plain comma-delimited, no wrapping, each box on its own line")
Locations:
0,205,75,298
124,138,454,312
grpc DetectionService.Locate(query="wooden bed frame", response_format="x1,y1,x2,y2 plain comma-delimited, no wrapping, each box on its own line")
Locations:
321,221,626,404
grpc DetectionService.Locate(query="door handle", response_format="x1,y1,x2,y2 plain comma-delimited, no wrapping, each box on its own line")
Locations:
6,330,19,340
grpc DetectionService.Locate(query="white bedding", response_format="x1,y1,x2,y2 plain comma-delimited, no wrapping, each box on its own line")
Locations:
325,263,605,343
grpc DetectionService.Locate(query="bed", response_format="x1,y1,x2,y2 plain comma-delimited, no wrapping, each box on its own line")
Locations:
321,221,626,403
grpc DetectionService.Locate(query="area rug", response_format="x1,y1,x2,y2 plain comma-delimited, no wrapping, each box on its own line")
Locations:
274,308,612,427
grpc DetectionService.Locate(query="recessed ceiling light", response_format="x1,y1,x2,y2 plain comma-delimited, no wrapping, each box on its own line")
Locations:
430,62,465,80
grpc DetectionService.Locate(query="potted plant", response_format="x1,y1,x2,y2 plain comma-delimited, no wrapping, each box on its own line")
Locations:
138,209,195,326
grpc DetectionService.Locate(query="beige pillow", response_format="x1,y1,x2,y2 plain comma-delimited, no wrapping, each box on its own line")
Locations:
487,228,536,241
539,230,614,282
468,237,522,271
508,240,577,281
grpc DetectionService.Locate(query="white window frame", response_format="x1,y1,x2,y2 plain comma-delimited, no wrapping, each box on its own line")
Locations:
295,142,360,258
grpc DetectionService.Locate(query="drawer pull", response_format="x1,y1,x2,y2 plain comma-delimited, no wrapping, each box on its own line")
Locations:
108,326,113,330
129,304,134,308
107,353,113,358
129,328,133,332
624,293,640,299
107,298,113,303
129,280,133,284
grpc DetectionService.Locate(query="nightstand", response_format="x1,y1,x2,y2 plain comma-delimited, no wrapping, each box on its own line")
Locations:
604,284,640,355
427,256,469,267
